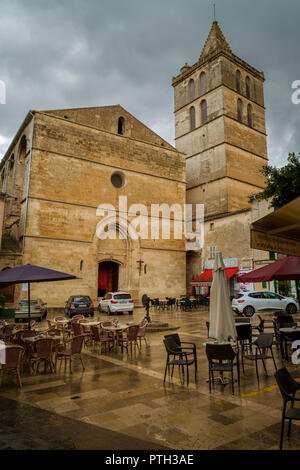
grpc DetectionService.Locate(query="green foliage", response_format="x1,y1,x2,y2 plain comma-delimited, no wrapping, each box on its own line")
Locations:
259,153,300,208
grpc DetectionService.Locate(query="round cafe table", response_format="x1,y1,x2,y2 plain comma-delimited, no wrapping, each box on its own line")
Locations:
80,321,100,327
101,322,133,350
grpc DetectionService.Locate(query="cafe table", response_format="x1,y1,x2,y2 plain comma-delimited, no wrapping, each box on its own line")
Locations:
101,322,132,350
80,320,100,327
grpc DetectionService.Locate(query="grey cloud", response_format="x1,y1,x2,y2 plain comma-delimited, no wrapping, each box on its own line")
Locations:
0,0,299,167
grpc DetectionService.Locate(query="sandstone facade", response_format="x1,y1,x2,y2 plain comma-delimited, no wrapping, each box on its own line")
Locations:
0,106,186,306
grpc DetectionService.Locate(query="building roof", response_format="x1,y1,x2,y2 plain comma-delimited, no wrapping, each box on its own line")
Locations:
200,21,232,59
172,20,264,86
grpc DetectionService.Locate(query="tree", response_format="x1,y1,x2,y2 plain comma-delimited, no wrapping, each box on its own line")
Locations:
258,153,300,208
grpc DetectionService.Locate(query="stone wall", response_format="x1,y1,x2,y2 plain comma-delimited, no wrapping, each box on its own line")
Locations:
7,110,187,307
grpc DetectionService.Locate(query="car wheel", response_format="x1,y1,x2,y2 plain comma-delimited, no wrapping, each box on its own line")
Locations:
107,307,112,316
15,318,19,323
286,303,297,315
129,311,133,315
243,305,255,317
98,305,102,313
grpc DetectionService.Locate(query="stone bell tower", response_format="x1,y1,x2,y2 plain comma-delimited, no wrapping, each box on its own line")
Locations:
172,21,268,287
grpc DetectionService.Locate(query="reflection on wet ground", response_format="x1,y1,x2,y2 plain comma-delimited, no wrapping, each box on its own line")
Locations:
1,307,300,450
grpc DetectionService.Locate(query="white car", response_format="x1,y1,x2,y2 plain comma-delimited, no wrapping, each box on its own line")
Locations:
232,291,299,317
98,292,134,315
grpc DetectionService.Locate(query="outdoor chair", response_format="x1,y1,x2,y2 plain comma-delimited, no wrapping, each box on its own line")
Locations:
274,316,296,359
280,329,300,361
56,335,85,374
14,329,29,346
91,325,113,352
166,298,176,310
163,335,197,385
206,343,239,394
71,315,84,322
164,333,197,373
257,315,273,333
100,322,115,339
275,367,300,450
118,325,139,353
47,328,63,348
236,324,252,374
244,332,277,381
0,346,24,388
137,320,148,347
0,323,15,342
181,298,192,312
72,321,89,339
29,338,55,375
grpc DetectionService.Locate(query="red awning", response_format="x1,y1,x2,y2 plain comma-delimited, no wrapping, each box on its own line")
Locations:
237,256,300,283
195,267,239,282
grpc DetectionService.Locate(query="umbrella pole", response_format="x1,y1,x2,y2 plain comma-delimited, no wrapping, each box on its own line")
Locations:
28,282,31,331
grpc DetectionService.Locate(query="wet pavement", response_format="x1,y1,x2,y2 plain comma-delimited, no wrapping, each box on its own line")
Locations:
1,307,300,450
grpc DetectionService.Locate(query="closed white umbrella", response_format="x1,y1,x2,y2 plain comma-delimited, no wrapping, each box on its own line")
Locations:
209,252,237,341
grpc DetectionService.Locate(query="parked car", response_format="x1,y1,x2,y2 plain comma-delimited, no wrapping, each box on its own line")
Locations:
98,292,134,315
65,295,94,318
232,291,299,317
15,299,48,322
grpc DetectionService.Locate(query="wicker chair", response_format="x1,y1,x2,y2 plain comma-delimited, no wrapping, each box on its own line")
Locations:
0,346,24,388
118,325,140,352
29,338,55,375
56,335,85,373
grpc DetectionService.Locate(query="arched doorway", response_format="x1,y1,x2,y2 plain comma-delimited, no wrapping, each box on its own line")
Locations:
98,261,120,297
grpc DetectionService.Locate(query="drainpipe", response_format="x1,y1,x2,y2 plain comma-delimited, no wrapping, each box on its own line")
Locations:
22,111,35,253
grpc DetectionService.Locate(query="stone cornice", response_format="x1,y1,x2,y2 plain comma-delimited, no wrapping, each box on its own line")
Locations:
172,50,264,87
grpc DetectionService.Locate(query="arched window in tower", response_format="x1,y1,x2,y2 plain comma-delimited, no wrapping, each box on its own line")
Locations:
237,99,243,122
200,100,207,125
190,106,196,130
188,79,195,101
118,117,125,135
246,76,251,99
236,70,241,93
247,104,253,127
199,72,207,95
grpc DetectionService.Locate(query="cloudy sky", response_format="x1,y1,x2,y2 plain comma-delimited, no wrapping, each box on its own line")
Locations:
0,0,299,167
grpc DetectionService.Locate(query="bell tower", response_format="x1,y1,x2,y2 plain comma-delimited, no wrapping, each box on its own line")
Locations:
172,21,268,289
172,21,267,218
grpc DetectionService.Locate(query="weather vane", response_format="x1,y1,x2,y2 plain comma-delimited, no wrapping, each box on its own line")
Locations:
213,3,216,21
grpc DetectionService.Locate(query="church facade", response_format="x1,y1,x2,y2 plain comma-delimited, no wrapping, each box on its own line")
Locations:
172,21,268,293
0,106,186,306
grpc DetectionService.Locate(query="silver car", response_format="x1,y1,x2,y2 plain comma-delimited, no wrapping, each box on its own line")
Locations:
98,292,134,315
232,291,299,317
15,299,48,322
